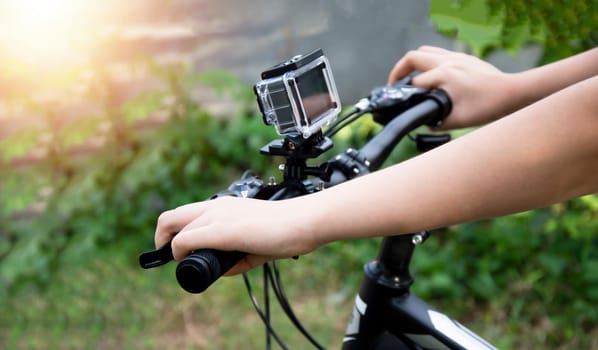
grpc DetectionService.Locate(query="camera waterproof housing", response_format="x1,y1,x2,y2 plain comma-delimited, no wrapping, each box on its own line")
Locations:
254,49,341,139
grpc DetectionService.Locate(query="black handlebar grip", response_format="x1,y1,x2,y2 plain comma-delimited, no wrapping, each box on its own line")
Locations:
426,89,452,127
176,249,245,293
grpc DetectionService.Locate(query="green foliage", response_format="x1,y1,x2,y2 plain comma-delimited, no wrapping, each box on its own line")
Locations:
121,91,164,122
430,0,506,56
410,197,598,347
0,71,277,298
430,0,598,60
0,128,42,161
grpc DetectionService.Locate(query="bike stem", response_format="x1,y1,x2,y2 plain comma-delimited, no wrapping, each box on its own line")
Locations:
368,231,429,292
341,232,431,349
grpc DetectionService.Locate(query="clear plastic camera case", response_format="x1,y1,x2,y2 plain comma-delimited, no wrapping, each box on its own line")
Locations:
255,55,341,138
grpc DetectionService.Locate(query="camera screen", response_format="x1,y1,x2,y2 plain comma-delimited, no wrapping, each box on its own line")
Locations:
295,63,337,123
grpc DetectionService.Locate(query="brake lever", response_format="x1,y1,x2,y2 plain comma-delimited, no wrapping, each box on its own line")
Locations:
139,241,174,269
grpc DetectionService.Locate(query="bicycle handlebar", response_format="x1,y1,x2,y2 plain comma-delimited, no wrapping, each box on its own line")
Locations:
170,89,451,293
362,89,450,170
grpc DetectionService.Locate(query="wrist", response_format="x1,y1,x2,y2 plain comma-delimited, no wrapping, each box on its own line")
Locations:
498,72,533,116
281,195,330,255
290,189,351,250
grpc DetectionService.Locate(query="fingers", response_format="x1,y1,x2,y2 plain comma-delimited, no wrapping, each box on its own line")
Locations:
170,225,228,261
417,45,451,55
154,202,208,248
170,224,273,276
411,69,445,90
224,255,271,276
388,51,441,84
387,47,447,84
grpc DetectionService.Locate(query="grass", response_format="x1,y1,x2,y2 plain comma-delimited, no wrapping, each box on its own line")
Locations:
1,235,596,349
0,238,361,350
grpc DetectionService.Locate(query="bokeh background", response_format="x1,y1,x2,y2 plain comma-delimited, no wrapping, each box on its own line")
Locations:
1,0,597,349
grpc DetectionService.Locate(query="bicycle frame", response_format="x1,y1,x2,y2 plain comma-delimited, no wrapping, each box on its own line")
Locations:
341,233,497,350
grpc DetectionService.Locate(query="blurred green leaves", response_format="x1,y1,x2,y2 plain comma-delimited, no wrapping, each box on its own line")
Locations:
430,0,598,60
0,66,277,297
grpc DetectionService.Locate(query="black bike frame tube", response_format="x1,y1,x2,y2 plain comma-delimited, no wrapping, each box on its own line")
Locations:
342,290,497,350
341,234,497,350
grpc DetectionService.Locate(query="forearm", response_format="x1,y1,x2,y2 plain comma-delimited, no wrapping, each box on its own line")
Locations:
509,48,598,111
299,76,598,245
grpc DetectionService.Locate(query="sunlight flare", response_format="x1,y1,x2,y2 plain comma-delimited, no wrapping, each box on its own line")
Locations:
0,0,85,64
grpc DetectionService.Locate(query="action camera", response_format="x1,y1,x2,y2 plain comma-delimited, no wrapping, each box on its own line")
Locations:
254,49,341,139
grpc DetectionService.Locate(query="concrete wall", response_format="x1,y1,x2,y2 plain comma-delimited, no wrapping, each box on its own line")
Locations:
190,0,541,103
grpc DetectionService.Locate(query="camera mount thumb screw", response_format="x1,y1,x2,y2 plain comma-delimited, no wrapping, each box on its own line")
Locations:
268,176,277,186
317,181,325,191
412,234,424,245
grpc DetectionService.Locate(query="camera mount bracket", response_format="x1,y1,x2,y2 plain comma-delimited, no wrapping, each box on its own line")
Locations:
260,132,333,182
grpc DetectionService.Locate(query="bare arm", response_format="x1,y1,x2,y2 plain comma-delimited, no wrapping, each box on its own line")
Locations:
513,47,598,107
156,75,598,274
307,75,598,244
388,46,598,129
